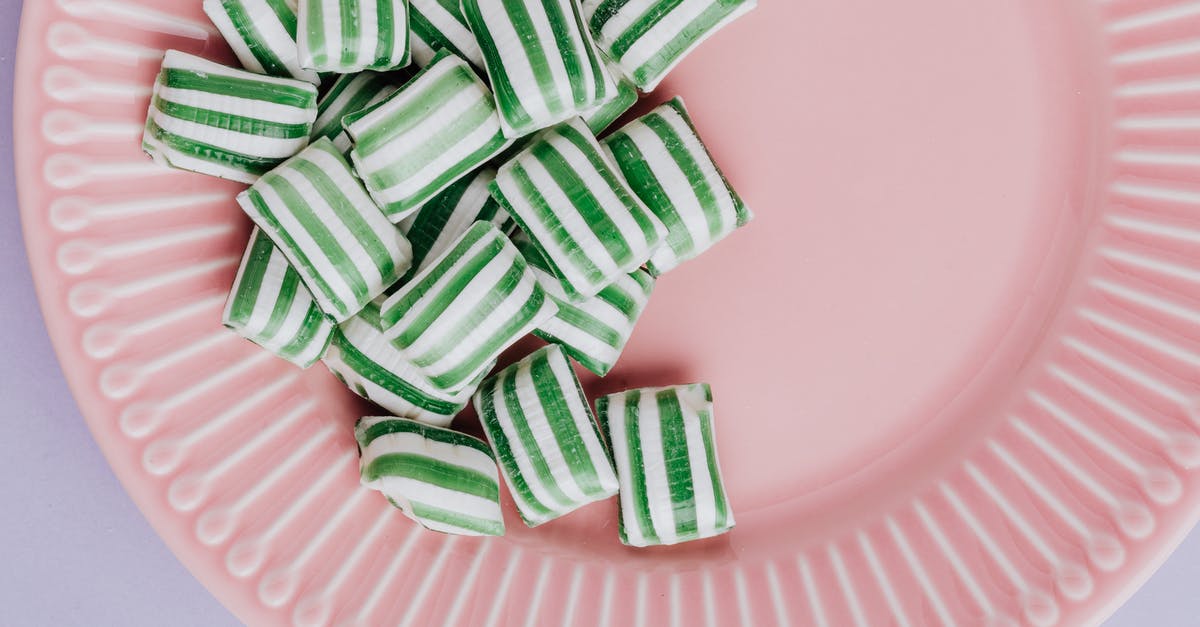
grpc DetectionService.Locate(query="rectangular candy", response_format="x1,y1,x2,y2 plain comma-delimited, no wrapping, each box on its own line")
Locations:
357,416,505,536
323,301,482,426
397,168,512,281
311,72,403,155
603,97,751,275
142,50,318,184
223,227,334,368
474,345,619,526
489,118,666,301
408,0,485,70
238,137,413,322
582,0,757,92
345,50,513,222
380,221,557,391
461,0,616,137
204,0,320,84
597,383,734,546
297,0,411,73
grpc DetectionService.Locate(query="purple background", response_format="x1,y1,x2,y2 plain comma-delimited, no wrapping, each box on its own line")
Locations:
0,1,1196,625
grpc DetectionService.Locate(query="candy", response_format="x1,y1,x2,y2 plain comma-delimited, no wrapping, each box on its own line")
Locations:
237,137,413,322
203,0,320,84
357,416,505,536
581,73,639,134
142,50,318,184
474,345,619,526
408,0,485,70
603,97,751,274
380,221,557,391
297,0,411,73
324,301,482,426
223,227,334,368
311,72,403,154
489,118,666,300
581,0,757,92
597,383,734,546
397,168,513,281
345,50,513,222
461,0,616,138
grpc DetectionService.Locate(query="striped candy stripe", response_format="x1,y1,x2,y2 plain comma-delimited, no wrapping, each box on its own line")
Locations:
582,0,757,92
323,301,482,426
581,72,639,134
380,221,557,391
222,227,334,368
297,0,411,73
345,50,513,222
512,231,654,376
408,0,485,70
597,383,734,547
237,137,413,322
356,416,505,536
397,168,512,281
203,0,320,84
461,0,617,138
311,71,404,154
142,50,318,184
474,345,618,526
489,117,666,301
603,97,751,275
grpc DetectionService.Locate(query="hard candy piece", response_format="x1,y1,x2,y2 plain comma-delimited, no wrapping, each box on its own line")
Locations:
397,168,513,281
204,0,320,84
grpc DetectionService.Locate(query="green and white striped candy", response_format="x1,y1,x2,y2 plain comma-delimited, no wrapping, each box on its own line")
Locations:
311,72,402,154
461,0,617,138
603,97,751,275
143,50,318,184
474,345,618,526
223,227,334,368
297,0,411,73
397,168,512,281
357,416,505,536
324,301,482,426
582,0,757,92
204,0,320,84
408,0,484,70
380,221,557,391
512,231,654,376
345,50,513,222
581,73,639,135
489,117,666,301
238,137,413,322
597,383,734,547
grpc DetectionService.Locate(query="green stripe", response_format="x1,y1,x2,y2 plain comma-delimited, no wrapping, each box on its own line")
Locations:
501,367,573,507
530,351,603,494
391,234,500,347
428,286,546,389
243,189,343,310
339,0,359,68
477,378,557,521
360,98,494,186
218,0,291,76
374,0,399,66
541,0,587,108
547,304,621,347
569,0,610,104
408,500,504,535
697,400,729,529
258,261,302,340
656,390,698,537
153,96,310,139
605,131,693,257
364,453,499,501
349,61,473,156
227,231,277,324
160,68,314,108
641,112,724,239
278,304,330,359
305,0,330,68
264,0,298,33
587,0,633,31
609,0,684,58
630,3,741,87
145,119,280,177
333,334,462,414
621,392,658,543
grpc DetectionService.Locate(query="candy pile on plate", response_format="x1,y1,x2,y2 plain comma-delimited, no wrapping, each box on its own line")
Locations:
143,0,755,546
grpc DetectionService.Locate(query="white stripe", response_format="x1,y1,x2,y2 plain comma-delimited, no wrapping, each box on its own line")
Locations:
360,429,498,478
473,0,554,131
151,108,308,159
240,246,289,334
487,370,569,515
545,349,618,494
410,0,484,68
409,32,438,68
637,390,677,542
538,317,621,368
162,48,315,86
513,359,589,504
358,0,381,67
223,228,264,326
378,477,501,523
155,84,315,124
605,393,646,546
257,283,313,353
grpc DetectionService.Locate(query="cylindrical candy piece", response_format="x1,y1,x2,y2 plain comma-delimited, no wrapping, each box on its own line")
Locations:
581,73,639,135
489,118,666,301
223,227,334,368
311,72,404,154
345,50,513,222
397,168,512,281
408,0,485,70
380,221,557,391
581,0,757,92
297,0,411,73
474,345,619,526
142,50,318,184
324,301,482,426
596,383,734,547
357,416,505,536
461,0,617,138
204,0,320,84
603,97,751,275
238,137,413,322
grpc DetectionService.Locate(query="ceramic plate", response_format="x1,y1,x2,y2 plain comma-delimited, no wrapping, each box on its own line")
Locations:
16,0,1200,625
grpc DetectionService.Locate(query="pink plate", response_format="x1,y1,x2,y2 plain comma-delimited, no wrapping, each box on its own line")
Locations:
16,0,1200,625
